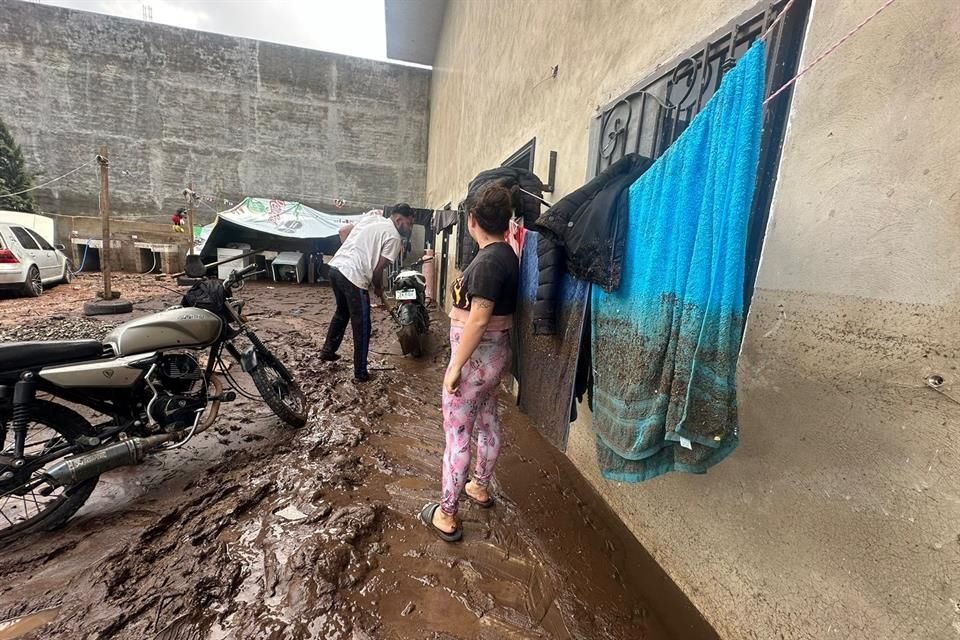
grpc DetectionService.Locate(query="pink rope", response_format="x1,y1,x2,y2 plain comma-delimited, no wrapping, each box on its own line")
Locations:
760,0,799,41
764,0,900,106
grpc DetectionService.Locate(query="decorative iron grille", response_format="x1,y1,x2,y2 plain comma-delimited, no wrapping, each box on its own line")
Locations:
595,0,808,172
591,0,811,304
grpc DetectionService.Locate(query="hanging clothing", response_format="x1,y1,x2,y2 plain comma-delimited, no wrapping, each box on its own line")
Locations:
513,231,591,451
464,167,545,228
432,208,458,233
531,235,563,335
534,153,652,291
506,218,526,258
530,154,652,336
459,167,544,270
570,293,593,422
591,40,766,482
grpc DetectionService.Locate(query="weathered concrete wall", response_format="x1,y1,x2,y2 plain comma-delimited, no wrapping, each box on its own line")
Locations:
0,1,430,220
426,0,960,638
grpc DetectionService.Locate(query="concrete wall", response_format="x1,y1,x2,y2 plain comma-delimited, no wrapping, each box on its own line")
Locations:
426,1,960,638
0,1,430,220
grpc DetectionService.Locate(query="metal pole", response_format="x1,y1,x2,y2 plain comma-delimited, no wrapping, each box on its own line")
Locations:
97,145,112,300
169,250,261,278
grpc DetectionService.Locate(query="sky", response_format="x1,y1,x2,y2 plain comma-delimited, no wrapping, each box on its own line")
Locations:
33,0,389,62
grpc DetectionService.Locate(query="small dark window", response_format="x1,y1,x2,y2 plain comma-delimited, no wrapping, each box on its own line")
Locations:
26,229,53,251
11,226,39,250
503,138,536,172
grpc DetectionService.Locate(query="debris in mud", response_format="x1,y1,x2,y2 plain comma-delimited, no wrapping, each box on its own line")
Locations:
276,505,309,522
400,602,416,617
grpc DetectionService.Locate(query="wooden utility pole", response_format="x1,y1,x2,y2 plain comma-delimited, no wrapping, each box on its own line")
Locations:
185,182,195,254
97,145,112,300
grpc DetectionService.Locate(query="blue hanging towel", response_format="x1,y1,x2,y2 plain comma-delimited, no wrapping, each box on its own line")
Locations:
591,41,766,482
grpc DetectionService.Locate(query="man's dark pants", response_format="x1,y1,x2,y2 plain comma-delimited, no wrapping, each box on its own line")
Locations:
321,268,371,379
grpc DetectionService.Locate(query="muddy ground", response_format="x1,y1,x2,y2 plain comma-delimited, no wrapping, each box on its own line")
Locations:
0,275,710,640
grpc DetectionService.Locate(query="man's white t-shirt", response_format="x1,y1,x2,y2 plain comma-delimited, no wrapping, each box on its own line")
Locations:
328,214,402,290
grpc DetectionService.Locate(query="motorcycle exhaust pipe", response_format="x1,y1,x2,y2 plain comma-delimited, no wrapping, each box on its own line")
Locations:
44,433,176,487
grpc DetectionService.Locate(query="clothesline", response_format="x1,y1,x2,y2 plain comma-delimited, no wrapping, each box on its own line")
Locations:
763,0,900,105
0,159,95,198
760,0,799,42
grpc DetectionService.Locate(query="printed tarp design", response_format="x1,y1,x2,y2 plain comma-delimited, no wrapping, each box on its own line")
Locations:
195,197,364,254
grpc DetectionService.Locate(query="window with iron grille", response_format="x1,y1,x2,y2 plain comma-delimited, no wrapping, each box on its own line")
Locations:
589,0,810,305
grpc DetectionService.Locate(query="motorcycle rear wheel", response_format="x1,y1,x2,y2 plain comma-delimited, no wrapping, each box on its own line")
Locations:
0,401,100,544
250,362,308,428
397,323,422,358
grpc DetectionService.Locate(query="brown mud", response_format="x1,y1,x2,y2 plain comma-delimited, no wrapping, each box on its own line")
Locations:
0,278,715,639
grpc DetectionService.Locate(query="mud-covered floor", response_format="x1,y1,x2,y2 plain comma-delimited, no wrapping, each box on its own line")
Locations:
0,277,710,640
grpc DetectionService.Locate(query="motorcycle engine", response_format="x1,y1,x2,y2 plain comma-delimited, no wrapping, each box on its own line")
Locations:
146,353,207,430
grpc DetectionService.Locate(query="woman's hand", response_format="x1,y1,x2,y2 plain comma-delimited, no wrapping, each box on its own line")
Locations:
444,366,462,394
444,297,493,395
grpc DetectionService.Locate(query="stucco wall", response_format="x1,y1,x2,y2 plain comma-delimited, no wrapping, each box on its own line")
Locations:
426,0,960,638
0,1,430,220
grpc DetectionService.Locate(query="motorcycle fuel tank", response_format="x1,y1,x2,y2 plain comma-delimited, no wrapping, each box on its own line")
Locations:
104,308,223,356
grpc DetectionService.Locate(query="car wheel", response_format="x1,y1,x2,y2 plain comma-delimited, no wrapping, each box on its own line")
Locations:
22,265,42,298
61,260,73,284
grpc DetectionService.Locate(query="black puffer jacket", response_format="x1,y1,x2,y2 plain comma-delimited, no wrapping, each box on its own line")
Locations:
459,167,545,271
535,153,652,291
531,154,651,334
463,167,545,228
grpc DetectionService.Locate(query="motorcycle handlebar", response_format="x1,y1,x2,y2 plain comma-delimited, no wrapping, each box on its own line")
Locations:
406,255,435,268
225,264,264,291
236,263,259,278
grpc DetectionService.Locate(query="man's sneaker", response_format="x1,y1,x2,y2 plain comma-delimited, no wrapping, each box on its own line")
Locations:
353,372,370,383
319,351,341,362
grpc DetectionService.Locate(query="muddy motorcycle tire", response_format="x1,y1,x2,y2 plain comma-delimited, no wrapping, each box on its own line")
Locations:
397,323,422,358
250,362,308,428
0,401,100,543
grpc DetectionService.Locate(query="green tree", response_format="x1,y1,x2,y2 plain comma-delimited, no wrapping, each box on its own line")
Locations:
0,118,36,213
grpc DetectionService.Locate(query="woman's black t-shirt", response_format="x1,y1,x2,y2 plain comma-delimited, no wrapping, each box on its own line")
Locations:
451,242,518,316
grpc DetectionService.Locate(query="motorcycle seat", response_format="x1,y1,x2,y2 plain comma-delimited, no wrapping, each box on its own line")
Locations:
0,340,105,372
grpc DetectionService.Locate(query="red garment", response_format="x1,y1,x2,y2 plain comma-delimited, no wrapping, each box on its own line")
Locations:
506,218,526,258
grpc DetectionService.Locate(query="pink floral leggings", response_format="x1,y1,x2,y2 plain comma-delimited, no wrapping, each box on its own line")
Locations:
440,326,512,516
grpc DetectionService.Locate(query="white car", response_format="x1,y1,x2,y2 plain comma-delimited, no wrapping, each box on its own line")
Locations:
0,222,72,297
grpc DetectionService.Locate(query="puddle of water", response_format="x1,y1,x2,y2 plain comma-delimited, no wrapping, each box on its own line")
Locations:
0,607,61,640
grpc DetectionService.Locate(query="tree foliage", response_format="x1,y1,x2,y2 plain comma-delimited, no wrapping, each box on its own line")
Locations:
0,117,36,213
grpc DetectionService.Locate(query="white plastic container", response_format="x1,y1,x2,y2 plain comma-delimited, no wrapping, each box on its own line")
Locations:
272,251,305,283
217,243,252,281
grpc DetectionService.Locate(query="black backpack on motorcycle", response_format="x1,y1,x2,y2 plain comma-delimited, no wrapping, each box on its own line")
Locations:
181,279,227,316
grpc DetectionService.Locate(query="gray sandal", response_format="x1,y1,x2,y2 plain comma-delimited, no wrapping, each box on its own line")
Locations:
420,503,462,542
465,492,495,509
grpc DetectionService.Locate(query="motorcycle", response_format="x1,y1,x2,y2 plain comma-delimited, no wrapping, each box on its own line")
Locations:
391,256,431,358
0,263,308,542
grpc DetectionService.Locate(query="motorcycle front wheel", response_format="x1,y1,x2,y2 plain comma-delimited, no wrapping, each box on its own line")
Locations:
250,362,308,428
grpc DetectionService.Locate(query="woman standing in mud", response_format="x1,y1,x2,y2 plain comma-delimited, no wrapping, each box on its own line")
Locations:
421,186,519,542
